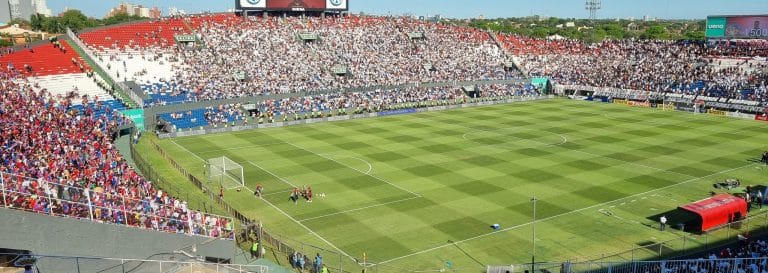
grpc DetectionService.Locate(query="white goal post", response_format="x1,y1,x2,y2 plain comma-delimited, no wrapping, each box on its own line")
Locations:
207,156,245,189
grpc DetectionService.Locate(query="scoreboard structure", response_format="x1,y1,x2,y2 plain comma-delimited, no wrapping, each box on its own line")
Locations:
236,0,348,11
706,15,768,39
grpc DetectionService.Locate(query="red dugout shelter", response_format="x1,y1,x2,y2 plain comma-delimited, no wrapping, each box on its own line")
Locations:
679,194,747,232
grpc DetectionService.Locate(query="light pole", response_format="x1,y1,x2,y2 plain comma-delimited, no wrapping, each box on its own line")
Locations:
531,196,538,273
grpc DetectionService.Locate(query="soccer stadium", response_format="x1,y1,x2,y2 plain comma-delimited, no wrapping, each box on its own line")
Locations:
1,0,768,272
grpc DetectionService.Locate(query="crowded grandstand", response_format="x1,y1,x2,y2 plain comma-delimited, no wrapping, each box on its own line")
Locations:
1,0,768,273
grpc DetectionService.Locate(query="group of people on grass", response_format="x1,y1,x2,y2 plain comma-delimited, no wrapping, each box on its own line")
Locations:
290,186,314,204
290,252,328,273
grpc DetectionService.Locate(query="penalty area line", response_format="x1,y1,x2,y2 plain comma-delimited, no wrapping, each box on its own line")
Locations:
170,138,207,163
298,196,421,222
169,139,356,261
283,141,422,198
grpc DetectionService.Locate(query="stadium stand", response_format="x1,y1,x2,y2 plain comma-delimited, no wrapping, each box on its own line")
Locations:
71,14,768,107
0,40,89,76
0,70,233,239
156,83,541,131
77,14,513,106
507,39,768,101
26,73,112,102
78,18,189,51
3,11,767,273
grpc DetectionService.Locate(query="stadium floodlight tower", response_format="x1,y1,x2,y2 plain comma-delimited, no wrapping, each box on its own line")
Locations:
585,0,601,21
585,0,602,42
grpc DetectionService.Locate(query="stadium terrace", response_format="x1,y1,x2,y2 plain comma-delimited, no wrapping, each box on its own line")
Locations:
0,2,768,273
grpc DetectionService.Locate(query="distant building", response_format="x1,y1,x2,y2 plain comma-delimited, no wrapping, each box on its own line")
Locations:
565,22,576,28
107,2,161,19
0,1,11,24
9,0,34,21
33,0,50,16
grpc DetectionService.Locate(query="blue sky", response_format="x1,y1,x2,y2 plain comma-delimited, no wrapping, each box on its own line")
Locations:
48,0,768,19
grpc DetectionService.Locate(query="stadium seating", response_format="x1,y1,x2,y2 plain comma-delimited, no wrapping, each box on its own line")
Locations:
27,73,113,101
0,71,232,239
79,14,509,103
0,41,88,76
158,84,541,130
96,52,178,84
79,19,189,51
72,13,768,104
159,104,244,130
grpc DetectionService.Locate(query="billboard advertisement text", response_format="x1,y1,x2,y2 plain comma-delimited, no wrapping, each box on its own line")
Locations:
707,16,768,38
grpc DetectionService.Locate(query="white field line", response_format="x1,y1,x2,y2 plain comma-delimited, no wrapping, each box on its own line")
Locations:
283,141,422,198
192,142,288,155
251,187,357,261
298,196,421,222
168,139,356,261
320,153,374,175
247,161,298,188
376,163,756,265
170,138,207,162
262,189,294,196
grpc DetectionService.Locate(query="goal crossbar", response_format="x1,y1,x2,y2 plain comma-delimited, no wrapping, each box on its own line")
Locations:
207,156,244,189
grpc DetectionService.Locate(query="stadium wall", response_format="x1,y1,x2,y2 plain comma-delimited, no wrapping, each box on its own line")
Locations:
0,208,234,261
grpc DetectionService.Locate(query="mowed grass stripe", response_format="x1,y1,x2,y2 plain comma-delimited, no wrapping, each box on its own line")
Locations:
162,99,768,265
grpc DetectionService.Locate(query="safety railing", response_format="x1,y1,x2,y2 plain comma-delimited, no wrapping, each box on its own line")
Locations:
0,252,267,273
0,171,234,240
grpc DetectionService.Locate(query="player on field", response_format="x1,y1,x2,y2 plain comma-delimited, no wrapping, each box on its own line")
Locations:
254,183,263,198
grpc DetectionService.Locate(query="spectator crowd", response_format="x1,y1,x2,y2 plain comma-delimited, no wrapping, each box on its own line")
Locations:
142,14,513,105
618,237,768,273
505,37,768,102
159,83,542,130
0,71,233,239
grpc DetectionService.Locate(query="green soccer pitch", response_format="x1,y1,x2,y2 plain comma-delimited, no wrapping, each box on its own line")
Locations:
154,99,768,271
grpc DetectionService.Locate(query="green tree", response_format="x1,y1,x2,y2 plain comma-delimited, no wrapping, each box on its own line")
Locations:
602,23,625,39
684,31,705,40
59,9,90,31
41,16,62,33
30,13,44,31
642,25,668,39
102,11,143,25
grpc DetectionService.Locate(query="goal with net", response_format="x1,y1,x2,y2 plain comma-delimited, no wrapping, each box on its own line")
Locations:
207,156,245,189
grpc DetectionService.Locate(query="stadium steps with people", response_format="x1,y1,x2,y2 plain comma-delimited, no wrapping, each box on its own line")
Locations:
0,40,88,76
28,73,114,101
